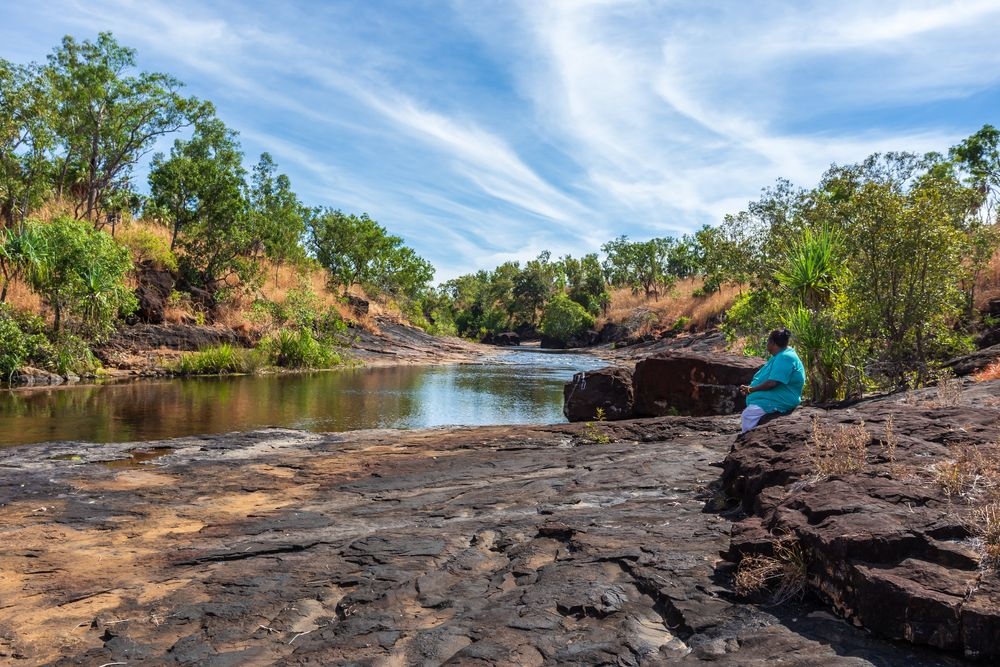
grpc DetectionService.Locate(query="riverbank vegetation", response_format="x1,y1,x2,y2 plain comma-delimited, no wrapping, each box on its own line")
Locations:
2,32,1000,394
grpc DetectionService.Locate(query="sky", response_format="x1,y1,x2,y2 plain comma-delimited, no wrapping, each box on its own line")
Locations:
3,0,1000,283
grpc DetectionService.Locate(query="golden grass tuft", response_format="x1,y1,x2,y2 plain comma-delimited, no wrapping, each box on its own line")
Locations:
597,278,738,335
974,360,1000,383
806,416,870,477
734,536,807,603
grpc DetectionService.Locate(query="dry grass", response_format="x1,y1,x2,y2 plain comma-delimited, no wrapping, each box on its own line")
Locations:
2,279,42,313
598,278,738,335
930,443,1000,568
735,536,807,603
879,413,899,475
806,416,870,477
932,445,1000,503
974,360,1000,382
935,376,964,406
974,503,1000,566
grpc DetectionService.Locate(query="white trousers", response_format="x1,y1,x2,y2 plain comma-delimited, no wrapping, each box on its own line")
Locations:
741,404,767,433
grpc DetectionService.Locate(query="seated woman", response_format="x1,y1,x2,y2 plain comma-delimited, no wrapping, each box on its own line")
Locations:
738,328,805,433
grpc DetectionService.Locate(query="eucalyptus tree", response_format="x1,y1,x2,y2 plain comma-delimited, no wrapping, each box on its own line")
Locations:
148,115,258,298
46,32,206,225
308,208,434,302
601,235,673,299
250,152,307,266
0,59,55,228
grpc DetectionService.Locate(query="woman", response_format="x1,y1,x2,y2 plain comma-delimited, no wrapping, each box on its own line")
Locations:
738,328,805,432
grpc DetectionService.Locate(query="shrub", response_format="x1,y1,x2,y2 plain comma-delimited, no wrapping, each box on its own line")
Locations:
0,308,30,377
119,227,178,271
540,293,595,345
258,328,341,369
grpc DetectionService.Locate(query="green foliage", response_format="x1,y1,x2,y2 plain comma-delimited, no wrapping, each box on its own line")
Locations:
601,235,676,299
25,216,137,338
35,333,100,376
149,114,261,299
258,328,341,369
250,152,307,265
118,226,178,271
540,293,595,345
0,306,31,376
173,344,262,375
308,208,433,302
46,33,206,223
0,59,54,228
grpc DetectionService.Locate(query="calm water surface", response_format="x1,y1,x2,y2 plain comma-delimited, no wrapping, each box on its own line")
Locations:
0,350,607,447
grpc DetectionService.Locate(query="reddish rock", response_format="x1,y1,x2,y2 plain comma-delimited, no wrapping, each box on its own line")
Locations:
722,382,1000,661
632,350,763,417
563,366,634,421
133,262,175,325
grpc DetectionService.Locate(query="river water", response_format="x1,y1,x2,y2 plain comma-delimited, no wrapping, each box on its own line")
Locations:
0,349,608,447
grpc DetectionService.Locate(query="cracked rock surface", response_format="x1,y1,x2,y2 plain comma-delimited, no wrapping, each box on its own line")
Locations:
0,416,969,665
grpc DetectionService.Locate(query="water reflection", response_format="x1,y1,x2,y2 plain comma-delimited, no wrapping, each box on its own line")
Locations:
0,350,607,447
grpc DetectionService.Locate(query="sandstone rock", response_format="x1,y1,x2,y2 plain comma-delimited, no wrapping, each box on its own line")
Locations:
943,343,1000,376
11,366,64,386
722,382,1000,661
563,365,634,421
633,350,763,417
132,262,175,325
482,331,520,346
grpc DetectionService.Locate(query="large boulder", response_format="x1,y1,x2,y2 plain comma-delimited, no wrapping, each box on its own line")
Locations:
632,350,763,417
563,366,634,421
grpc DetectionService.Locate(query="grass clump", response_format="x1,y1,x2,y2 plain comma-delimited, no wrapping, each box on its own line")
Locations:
974,503,1000,567
174,344,262,375
807,416,870,477
258,328,342,369
735,536,807,604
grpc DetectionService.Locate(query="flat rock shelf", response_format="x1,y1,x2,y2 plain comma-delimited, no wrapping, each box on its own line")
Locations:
0,413,977,665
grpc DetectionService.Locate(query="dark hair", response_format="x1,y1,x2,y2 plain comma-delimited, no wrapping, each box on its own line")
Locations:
767,328,791,348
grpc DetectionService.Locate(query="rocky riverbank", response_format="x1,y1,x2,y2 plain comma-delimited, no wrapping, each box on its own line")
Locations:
0,401,985,665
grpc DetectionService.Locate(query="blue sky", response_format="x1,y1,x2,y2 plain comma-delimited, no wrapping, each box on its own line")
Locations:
3,1,1000,282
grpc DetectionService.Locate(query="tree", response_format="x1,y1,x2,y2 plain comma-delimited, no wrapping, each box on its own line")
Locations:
562,252,609,315
308,208,433,301
25,216,136,336
511,251,559,326
820,153,980,379
148,115,258,298
601,235,673,299
0,59,54,228
46,32,205,225
250,152,307,266
540,293,595,346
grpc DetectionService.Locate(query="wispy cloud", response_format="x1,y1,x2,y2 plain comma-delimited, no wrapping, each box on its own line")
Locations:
2,0,997,281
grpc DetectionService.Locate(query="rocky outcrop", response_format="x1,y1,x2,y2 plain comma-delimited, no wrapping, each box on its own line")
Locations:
11,366,74,386
721,379,1000,661
0,419,964,666
943,343,1000,376
482,331,521,346
632,350,763,417
132,262,175,325
563,365,634,421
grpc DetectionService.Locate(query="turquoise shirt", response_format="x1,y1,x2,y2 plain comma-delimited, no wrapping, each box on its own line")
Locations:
746,347,805,413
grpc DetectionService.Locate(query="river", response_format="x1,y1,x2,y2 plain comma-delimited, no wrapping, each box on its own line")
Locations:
0,349,608,447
